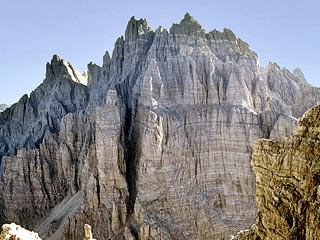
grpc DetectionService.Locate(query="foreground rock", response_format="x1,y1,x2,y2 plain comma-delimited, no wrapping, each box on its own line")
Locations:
0,223,96,240
0,14,319,240
236,102,320,239
0,223,42,240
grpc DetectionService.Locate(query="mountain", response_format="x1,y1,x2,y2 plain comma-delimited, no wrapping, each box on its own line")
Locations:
0,104,9,112
0,14,319,240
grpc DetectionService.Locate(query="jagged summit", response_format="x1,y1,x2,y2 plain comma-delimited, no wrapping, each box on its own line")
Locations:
179,12,202,28
266,61,309,85
121,13,247,44
103,51,111,66
293,67,307,82
45,54,87,85
183,12,196,21
170,13,205,36
125,16,153,42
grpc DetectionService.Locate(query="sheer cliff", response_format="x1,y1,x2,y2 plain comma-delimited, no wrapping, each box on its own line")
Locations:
0,14,319,240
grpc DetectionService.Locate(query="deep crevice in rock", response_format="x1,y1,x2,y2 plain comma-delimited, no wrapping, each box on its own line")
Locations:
122,104,138,215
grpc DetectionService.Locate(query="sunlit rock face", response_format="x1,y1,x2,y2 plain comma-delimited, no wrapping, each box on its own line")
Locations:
235,102,320,240
0,13,319,240
0,223,96,240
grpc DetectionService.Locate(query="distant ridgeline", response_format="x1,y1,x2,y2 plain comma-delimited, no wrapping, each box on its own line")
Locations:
0,13,319,240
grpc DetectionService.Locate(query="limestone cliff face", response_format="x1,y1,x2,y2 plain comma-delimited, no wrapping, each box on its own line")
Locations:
0,14,319,240
235,102,320,240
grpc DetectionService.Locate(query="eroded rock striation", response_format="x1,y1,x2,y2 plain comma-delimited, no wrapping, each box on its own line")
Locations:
0,14,319,239
235,102,320,240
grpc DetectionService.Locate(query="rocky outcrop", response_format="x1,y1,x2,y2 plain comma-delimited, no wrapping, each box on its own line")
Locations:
0,223,42,240
235,102,320,239
0,105,9,113
0,13,319,240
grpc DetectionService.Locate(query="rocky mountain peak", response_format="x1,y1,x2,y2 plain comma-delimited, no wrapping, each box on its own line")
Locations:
125,16,153,42
222,28,237,41
46,55,87,85
267,61,281,71
293,67,307,82
111,36,124,59
182,12,197,23
102,51,111,66
170,13,205,36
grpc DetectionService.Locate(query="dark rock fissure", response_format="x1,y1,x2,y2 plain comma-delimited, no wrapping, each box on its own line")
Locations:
95,173,101,205
123,104,137,215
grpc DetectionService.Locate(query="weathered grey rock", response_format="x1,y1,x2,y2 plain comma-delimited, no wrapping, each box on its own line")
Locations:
0,14,319,240
0,56,89,161
293,67,307,82
269,115,297,141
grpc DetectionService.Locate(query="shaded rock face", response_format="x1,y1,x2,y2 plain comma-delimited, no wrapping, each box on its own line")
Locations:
0,55,89,161
0,14,319,240
238,102,320,240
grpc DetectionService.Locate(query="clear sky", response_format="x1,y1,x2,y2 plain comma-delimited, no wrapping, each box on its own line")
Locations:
1,0,319,104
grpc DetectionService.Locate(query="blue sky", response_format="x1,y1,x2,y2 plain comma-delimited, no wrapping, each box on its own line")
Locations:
1,0,319,104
